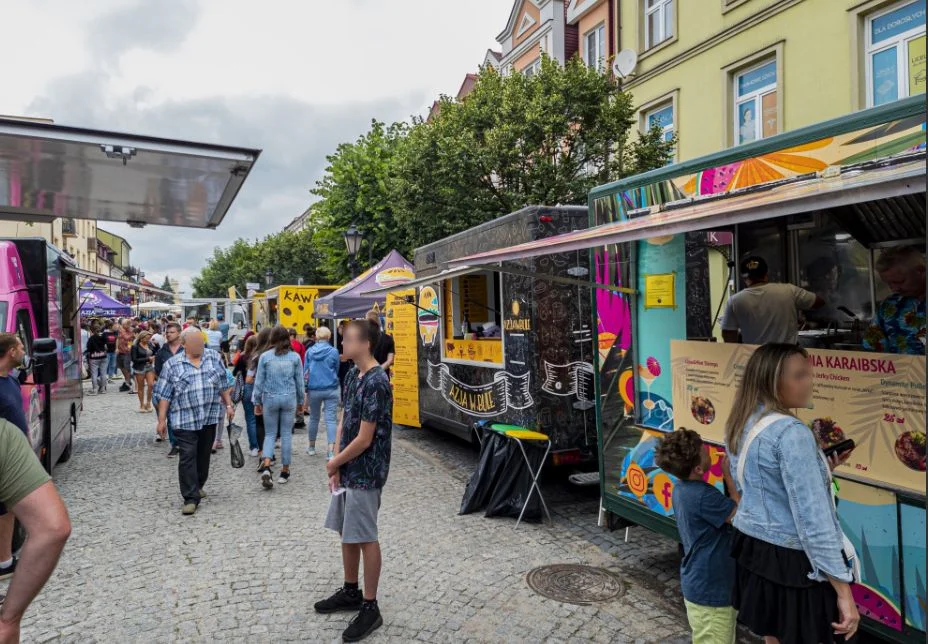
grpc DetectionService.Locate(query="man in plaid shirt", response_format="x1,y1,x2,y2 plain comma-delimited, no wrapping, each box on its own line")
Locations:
154,328,234,515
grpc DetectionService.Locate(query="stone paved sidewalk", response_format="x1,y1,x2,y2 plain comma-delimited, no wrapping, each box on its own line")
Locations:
14,383,697,643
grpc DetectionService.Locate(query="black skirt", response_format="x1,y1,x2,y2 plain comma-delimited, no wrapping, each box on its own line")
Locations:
731,530,847,643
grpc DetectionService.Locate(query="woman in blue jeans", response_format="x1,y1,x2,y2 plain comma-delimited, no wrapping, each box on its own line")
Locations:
233,335,260,455
303,326,341,459
253,326,303,489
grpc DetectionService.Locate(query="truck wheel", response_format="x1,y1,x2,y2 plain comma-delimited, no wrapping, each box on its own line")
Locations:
58,409,76,463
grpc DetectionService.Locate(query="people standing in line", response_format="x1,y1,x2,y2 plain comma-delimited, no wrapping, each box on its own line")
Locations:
864,246,926,355
655,429,740,644
116,319,135,393
154,328,234,516
305,326,341,459
85,323,108,395
206,320,223,353
0,419,71,642
248,328,273,464
724,343,858,643
316,319,393,642
720,256,824,345
365,311,395,378
0,333,32,580
253,326,303,488
153,322,184,457
103,321,119,383
131,331,156,413
234,335,261,457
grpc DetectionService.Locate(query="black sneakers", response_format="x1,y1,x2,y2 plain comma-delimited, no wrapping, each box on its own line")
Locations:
313,586,362,614
260,467,274,489
167,446,179,458
342,601,383,642
119,383,130,392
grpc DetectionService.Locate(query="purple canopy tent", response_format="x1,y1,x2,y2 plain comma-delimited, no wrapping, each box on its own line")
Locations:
79,289,132,318
313,250,414,319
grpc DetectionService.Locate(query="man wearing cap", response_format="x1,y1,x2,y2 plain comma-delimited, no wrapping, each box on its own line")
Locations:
721,256,824,345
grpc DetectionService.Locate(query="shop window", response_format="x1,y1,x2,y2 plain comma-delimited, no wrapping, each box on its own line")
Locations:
733,58,777,145
865,0,926,106
585,23,606,71
441,270,503,365
644,0,674,49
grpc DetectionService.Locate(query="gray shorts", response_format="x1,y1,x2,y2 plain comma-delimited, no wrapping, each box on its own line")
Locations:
324,488,382,544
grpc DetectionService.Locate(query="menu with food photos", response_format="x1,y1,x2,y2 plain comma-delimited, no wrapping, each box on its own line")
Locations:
670,341,926,494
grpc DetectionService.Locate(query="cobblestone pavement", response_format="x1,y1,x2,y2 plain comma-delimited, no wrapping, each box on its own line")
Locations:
14,379,728,642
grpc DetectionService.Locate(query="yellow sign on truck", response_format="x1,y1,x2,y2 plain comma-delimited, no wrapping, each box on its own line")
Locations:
265,285,340,331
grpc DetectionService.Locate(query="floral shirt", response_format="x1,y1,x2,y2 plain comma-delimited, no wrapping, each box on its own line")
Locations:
863,294,926,355
339,365,393,490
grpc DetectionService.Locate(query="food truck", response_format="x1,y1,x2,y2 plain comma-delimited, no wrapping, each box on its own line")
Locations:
378,205,602,463
444,96,926,642
180,298,250,329
264,285,340,331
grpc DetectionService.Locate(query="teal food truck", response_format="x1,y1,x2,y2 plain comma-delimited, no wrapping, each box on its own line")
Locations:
447,96,926,642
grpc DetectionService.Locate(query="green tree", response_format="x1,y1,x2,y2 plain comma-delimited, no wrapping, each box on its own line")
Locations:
191,230,327,298
310,120,409,282
158,276,174,304
392,54,675,248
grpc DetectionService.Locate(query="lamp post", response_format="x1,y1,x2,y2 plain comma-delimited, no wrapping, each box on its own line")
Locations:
343,224,364,278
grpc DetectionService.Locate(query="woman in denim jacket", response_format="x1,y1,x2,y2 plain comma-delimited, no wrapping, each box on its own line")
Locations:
253,326,304,489
724,343,858,643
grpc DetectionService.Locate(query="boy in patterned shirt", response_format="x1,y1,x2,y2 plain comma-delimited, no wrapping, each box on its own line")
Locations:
316,319,393,642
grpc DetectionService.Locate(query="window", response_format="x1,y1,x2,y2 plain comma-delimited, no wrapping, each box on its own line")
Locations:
734,59,777,145
15,309,32,357
523,58,542,78
644,102,675,164
441,270,504,365
585,23,606,71
866,1,926,106
645,0,674,49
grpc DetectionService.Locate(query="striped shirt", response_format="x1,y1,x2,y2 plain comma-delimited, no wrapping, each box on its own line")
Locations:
153,349,230,431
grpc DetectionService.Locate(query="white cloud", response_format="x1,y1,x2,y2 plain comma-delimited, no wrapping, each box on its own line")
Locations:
0,0,509,294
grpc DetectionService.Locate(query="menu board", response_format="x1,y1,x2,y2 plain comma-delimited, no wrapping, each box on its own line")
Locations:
386,289,420,428
459,274,488,324
671,340,926,494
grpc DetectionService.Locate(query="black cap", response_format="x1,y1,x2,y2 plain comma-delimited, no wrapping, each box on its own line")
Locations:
740,255,768,280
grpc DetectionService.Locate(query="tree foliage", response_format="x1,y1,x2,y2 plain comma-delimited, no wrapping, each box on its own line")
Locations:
191,230,327,298
157,276,174,304
392,54,675,248
192,55,674,290
310,120,409,282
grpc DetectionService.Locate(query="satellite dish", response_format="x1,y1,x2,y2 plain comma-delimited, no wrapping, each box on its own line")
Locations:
613,49,638,78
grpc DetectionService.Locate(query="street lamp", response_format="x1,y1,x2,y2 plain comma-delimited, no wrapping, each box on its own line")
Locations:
343,224,364,278
265,269,274,288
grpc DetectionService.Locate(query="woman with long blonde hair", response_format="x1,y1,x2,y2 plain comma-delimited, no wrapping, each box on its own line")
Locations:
724,343,858,643
131,331,156,412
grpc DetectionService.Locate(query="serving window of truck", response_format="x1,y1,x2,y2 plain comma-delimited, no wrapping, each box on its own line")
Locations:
445,96,926,642
441,269,504,366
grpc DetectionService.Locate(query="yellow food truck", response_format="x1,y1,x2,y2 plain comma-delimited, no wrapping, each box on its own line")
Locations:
264,285,340,331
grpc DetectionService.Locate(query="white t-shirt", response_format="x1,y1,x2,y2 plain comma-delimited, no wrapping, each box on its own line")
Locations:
721,282,818,345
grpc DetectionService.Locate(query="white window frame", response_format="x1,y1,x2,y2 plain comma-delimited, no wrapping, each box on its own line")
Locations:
864,0,926,107
523,57,542,78
585,23,607,71
644,102,674,142
644,0,674,49
733,58,777,145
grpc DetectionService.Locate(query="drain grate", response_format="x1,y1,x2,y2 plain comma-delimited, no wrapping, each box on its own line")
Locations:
526,564,625,605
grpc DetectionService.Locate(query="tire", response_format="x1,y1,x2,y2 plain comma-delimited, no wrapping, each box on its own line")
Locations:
58,409,76,464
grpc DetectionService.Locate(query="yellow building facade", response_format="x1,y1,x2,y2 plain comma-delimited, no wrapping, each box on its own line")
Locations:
618,0,926,162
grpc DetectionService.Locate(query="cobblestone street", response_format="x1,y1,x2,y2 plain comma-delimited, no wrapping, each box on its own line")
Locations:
15,380,728,643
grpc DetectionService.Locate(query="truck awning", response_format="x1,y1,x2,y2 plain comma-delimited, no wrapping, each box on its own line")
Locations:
360,266,480,297
65,265,173,297
0,118,260,229
447,155,926,267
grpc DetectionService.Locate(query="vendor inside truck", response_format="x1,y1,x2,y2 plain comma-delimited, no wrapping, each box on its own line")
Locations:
710,208,925,357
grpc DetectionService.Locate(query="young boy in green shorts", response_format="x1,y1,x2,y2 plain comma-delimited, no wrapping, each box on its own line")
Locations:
655,428,740,644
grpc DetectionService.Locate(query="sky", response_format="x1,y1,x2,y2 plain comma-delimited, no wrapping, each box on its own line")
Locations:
0,0,509,295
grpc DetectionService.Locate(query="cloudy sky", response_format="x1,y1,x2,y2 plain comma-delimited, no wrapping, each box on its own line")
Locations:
1,0,508,294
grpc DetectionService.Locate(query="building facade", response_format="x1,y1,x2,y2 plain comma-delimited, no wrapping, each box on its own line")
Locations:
0,217,99,273
497,0,573,74
617,0,926,163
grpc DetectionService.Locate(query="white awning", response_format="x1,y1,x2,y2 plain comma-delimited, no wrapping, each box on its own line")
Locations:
447,157,926,267
65,266,173,296
360,266,481,296
0,118,260,229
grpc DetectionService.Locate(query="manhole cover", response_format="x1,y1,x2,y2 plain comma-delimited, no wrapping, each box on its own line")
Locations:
526,564,625,605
